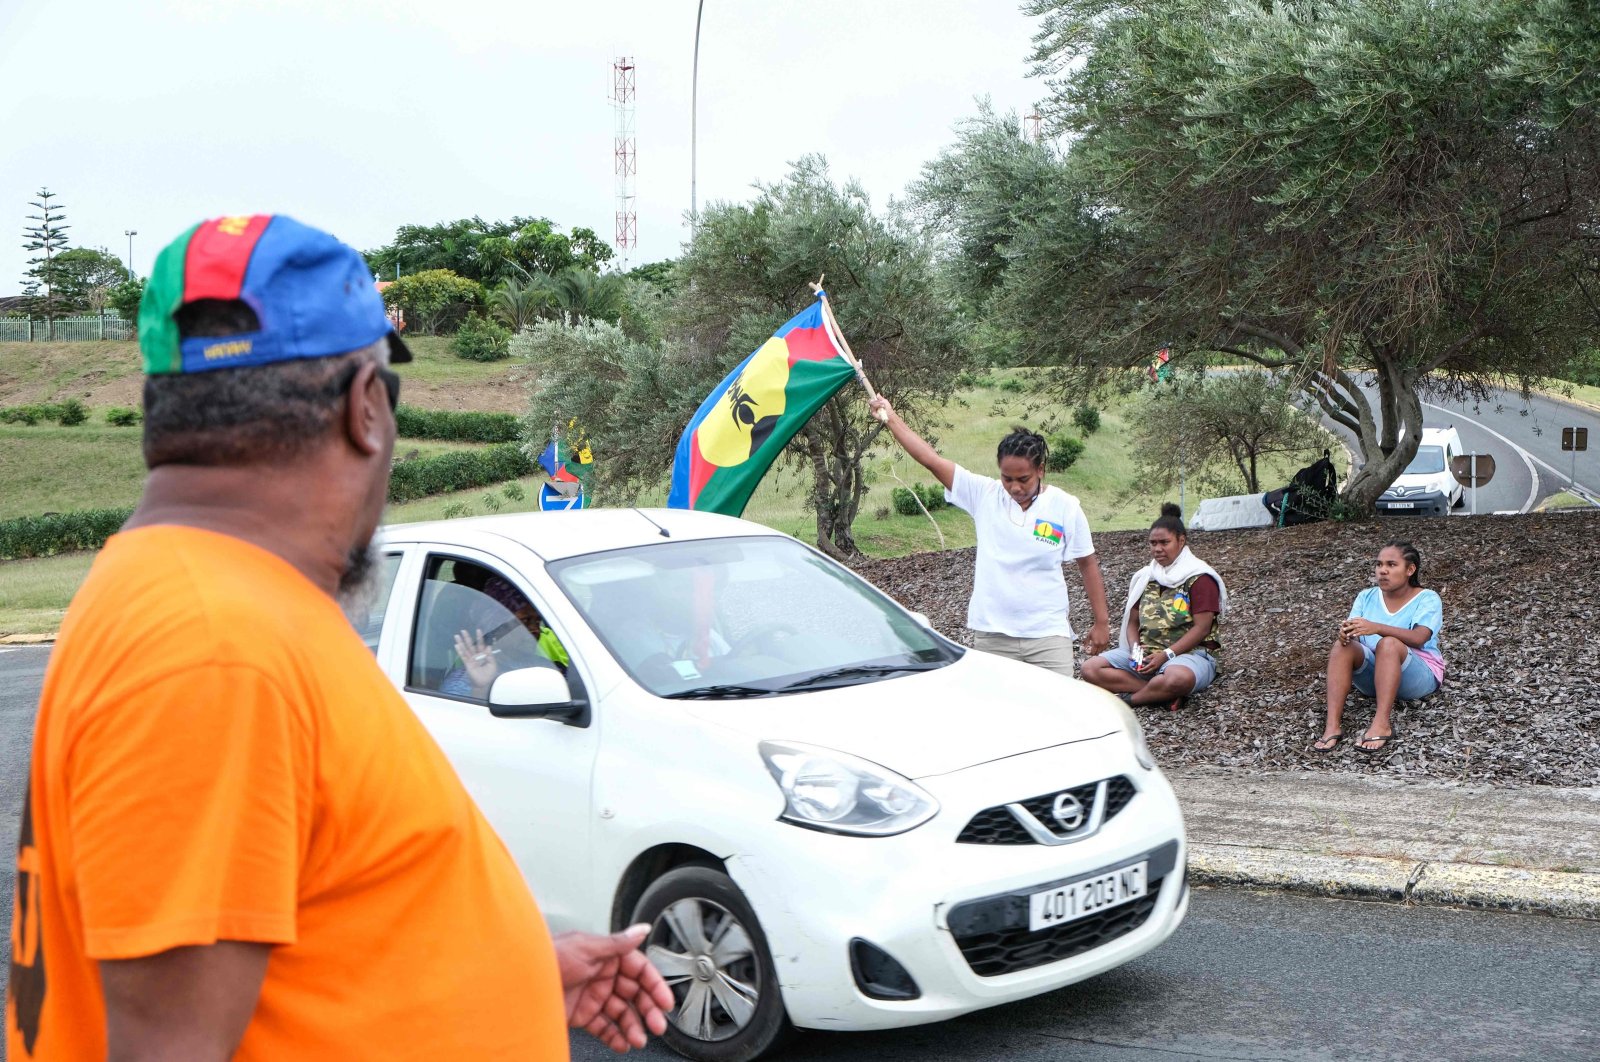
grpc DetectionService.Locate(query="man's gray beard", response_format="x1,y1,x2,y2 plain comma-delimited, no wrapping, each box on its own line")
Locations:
337,541,382,616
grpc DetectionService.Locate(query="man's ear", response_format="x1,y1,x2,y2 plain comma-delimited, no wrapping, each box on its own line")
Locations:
342,361,387,457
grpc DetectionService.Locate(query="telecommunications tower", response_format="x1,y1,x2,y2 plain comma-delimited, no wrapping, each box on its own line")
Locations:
611,57,637,267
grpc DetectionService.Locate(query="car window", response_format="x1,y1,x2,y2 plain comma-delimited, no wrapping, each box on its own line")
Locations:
409,555,569,703
1403,445,1445,475
549,536,958,697
344,551,403,655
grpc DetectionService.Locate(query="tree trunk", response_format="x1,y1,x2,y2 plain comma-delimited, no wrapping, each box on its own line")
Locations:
1338,365,1425,513
802,400,872,559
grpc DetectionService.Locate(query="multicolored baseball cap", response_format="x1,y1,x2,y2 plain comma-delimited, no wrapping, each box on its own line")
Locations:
138,214,411,374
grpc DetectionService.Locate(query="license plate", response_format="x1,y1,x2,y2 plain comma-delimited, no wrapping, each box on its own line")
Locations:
1385,501,1415,509
1028,860,1148,932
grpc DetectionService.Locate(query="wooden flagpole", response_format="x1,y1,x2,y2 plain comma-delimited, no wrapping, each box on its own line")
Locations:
809,277,888,423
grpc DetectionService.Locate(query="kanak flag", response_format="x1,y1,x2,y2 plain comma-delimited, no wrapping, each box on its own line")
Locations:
667,295,856,516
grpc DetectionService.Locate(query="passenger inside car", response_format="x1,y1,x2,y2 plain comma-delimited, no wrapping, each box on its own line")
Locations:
413,565,567,701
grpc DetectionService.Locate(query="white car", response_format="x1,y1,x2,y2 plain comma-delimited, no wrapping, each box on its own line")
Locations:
1378,426,1465,515
357,509,1189,1061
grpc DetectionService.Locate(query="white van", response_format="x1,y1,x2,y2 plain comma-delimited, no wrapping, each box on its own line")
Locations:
1377,426,1464,515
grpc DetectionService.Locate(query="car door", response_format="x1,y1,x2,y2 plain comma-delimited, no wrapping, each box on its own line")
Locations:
384,542,602,934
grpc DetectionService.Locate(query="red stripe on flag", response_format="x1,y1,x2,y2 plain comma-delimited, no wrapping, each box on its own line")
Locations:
783,324,841,366
183,215,273,300
687,433,718,507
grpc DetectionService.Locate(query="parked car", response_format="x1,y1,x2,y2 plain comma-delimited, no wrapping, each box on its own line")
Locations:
355,509,1189,1061
1377,426,1465,515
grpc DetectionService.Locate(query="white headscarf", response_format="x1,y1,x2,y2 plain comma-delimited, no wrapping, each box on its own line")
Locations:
1116,546,1229,650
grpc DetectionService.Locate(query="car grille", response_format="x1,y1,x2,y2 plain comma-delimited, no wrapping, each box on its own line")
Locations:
945,839,1180,978
956,775,1137,845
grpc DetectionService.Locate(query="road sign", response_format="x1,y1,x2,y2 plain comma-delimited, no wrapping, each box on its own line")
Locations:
1562,427,1588,452
538,483,585,511
1450,453,1495,487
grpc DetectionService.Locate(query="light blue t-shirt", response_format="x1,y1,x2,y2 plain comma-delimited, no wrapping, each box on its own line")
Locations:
1348,586,1445,677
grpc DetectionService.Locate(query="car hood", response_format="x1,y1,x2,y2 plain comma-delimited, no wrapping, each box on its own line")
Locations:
682,648,1124,779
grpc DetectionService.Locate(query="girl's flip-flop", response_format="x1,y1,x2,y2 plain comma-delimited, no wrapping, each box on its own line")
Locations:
1355,731,1393,754
1311,731,1343,752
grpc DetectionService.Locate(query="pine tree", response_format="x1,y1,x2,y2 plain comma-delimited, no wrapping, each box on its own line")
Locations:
22,188,71,340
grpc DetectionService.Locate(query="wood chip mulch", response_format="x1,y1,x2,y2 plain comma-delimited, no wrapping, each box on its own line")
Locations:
853,510,1600,788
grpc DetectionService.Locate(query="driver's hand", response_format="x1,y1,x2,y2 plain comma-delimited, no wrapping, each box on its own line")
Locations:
455,628,500,688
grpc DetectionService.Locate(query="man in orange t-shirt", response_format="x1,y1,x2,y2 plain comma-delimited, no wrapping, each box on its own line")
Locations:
7,215,672,1060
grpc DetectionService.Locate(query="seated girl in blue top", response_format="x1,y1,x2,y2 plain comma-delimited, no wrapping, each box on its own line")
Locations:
1314,540,1445,754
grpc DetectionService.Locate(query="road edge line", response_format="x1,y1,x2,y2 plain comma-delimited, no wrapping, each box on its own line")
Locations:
1420,401,1541,513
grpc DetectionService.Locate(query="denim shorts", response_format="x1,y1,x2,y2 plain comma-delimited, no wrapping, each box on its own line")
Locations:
1097,645,1218,693
1352,642,1440,700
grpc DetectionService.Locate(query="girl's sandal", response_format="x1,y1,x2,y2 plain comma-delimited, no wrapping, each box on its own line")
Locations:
1355,731,1393,754
1311,731,1343,753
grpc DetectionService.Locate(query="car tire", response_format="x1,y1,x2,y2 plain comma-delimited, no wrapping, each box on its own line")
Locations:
632,865,793,1062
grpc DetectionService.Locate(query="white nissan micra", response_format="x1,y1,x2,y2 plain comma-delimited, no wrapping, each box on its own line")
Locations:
357,509,1188,1061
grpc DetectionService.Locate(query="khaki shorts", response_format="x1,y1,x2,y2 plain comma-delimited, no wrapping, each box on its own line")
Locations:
970,631,1076,679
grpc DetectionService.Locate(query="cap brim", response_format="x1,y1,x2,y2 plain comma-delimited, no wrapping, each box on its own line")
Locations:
386,332,413,364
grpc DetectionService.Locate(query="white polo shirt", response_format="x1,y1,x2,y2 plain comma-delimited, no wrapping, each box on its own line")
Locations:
946,465,1095,639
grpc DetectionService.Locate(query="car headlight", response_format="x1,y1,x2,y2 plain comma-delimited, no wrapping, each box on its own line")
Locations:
759,740,939,837
1110,701,1158,771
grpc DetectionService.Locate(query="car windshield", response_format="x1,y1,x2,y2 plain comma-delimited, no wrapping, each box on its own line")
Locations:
548,535,959,697
1403,445,1446,475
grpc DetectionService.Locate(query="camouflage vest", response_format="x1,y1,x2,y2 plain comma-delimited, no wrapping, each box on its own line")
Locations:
1137,575,1222,654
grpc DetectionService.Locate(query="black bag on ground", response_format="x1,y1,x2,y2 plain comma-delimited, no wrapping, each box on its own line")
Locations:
1264,450,1337,526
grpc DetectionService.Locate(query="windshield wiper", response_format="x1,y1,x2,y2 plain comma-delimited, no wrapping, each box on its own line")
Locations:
663,683,781,700
781,662,944,691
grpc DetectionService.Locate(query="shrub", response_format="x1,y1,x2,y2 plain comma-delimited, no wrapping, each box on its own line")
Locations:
394,406,519,443
1047,434,1086,472
56,398,88,426
891,482,948,516
998,376,1025,393
106,406,143,427
0,406,41,426
874,505,891,521
1072,404,1101,435
0,507,133,560
452,312,512,362
386,443,534,503
481,493,502,512
502,482,526,502
440,502,472,519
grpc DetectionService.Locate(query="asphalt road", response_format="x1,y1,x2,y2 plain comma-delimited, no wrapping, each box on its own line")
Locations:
1326,384,1600,513
2,648,1596,1059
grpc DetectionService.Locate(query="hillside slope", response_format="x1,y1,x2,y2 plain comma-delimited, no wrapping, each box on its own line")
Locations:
858,510,1600,788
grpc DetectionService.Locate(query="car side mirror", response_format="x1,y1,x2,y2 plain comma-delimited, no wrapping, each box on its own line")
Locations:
488,666,590,725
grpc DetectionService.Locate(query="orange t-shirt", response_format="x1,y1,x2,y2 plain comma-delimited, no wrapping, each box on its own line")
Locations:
7,526,568,1060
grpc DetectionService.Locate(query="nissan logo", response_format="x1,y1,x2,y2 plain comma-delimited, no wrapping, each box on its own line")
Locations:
1051,791,1085,831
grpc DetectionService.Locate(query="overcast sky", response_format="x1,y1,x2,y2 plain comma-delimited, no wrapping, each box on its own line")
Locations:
0,0,1045,297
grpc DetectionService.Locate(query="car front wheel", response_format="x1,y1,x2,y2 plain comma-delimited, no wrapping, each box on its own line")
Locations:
632,865,793,1062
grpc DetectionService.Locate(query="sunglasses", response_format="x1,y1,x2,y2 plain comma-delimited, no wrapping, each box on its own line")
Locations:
337,362,402,412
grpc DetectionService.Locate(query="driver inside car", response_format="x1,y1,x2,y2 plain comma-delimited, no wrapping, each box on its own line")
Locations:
444,576,567,700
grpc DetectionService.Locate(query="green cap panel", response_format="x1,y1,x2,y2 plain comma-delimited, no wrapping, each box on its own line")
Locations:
138,222,201,375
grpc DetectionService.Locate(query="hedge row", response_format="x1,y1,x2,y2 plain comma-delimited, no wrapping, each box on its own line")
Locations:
387,443,534,503
394,405,520,443
1,399,89,427
0,507,134,560
3,446,534,558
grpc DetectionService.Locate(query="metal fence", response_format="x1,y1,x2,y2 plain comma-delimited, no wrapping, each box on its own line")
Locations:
0,314,135,342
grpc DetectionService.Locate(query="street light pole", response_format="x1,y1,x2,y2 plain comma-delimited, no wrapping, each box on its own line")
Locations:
124,230,137,280
691,0,704,235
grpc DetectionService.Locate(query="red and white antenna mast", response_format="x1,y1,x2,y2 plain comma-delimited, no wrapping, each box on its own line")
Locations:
1024,110,1043,143
611,56,637,268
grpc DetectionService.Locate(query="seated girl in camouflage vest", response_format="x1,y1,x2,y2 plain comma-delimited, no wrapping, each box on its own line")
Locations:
1081,503,1227,711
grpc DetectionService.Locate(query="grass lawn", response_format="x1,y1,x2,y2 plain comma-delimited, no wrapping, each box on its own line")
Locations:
0,340,141,397
1539,380,1600,412
0,553,96,634
1539,489,1598,511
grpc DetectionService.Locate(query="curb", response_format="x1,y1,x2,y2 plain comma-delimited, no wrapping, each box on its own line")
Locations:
1189,843,1600,921
0,633,55,645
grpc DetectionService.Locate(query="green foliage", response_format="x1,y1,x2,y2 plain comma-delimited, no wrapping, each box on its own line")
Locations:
673,155,969,555
480,492,502,513
105,406,142,427
108,278,144,324
380,269,481,335
364,216,613,287
891,483,947,516
1072,404,1101,435
626,259,678,294
386,443,533,503
979,0,1600,511
486,276,555,331
998,376,1025,393
451,312,512,361
501,481,526,502
1561,349,1600,387
440,502,472,519
1046,433,1084,472
51,247,128,312
394,406,519,442
550,266,627,324
21,188,70,327
2,401,91,427
0,506,132,560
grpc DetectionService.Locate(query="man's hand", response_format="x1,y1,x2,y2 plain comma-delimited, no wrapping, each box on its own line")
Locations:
556,925,676,1054
1085,620,1112,657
